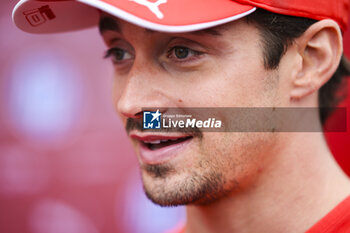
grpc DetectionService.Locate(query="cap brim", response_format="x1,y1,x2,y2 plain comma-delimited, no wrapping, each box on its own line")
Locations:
13,0,256,34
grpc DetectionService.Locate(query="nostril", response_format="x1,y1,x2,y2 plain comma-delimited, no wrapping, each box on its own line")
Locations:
135,111,143,118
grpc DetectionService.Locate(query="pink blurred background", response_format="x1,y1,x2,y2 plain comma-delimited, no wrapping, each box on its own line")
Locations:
0,1,349,233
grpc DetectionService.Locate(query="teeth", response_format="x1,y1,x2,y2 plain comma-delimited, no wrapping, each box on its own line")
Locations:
145,140,161,144
143,138,181,144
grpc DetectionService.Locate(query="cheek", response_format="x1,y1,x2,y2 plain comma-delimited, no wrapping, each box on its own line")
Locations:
172,58,274,107
197,132,276,187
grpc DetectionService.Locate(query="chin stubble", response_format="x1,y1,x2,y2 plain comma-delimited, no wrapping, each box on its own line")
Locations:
141,164,235,207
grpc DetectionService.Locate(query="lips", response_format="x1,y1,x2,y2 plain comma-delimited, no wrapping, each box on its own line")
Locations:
130,133,193,164
142,136,192,150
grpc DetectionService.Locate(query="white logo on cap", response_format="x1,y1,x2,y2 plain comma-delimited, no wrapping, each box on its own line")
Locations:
129,0,167,19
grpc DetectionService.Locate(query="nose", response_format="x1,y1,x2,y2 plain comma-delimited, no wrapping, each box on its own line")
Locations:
115,60,167,119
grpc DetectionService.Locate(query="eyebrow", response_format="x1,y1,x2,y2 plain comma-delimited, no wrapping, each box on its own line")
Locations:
99,16,121,34
99,16,222,36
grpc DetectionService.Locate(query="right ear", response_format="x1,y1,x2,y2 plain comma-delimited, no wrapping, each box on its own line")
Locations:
289,20,343,102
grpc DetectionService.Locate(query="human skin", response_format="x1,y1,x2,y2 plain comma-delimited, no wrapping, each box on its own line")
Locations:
100,14,350,233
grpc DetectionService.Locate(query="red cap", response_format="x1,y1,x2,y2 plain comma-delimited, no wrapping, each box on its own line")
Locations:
12,0,349,34
235,0,349,31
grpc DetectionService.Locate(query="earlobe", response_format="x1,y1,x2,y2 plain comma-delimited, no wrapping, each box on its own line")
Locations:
290,20,342,101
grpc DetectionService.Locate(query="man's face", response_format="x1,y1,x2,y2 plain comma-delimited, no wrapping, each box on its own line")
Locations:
100,15,284,206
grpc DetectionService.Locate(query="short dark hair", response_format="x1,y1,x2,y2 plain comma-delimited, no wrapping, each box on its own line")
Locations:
246,9,350,124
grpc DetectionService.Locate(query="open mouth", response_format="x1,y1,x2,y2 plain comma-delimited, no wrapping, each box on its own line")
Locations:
142,136,193,150
130,133,194,164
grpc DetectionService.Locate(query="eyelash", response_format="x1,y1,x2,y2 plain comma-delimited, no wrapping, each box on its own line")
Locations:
166,46,204,63
104,47,133,64
104,46,204,65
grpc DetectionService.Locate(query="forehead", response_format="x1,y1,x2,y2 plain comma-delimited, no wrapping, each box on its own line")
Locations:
98,13,235,37
97,12,264,59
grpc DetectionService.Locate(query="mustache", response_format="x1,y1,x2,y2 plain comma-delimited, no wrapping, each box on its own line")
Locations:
126,118,203,138
126,118,143,133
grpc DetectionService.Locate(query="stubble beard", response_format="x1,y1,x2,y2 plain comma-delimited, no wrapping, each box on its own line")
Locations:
140,159,236,207
139,132,276,207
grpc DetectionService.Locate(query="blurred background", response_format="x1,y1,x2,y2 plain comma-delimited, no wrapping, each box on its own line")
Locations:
0,1,349,233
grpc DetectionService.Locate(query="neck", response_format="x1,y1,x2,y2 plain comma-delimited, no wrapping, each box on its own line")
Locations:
185,132,350,233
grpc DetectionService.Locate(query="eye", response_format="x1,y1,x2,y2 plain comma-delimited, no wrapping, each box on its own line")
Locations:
167,46,203,61
173,47,189,59
104,48,133,63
